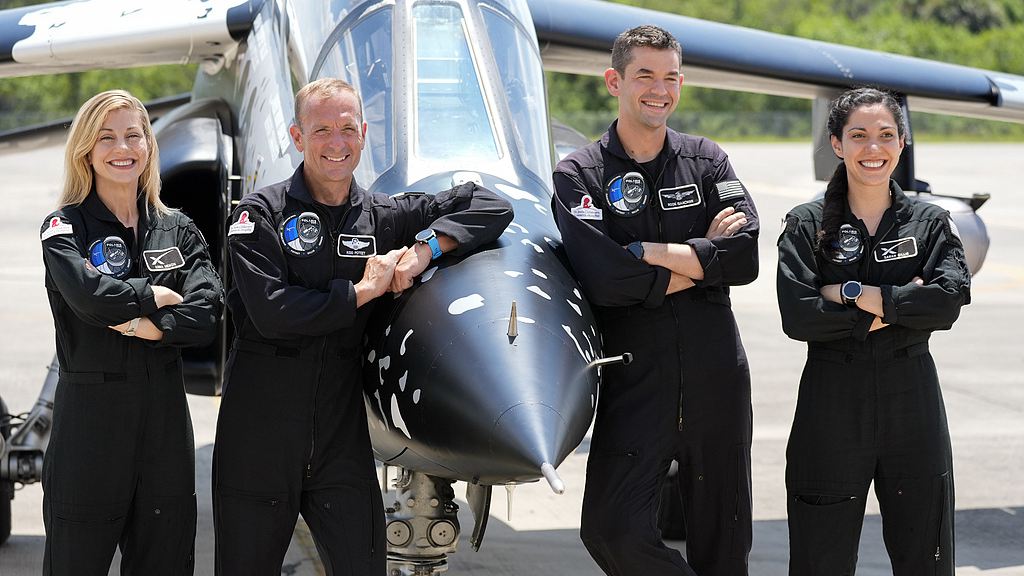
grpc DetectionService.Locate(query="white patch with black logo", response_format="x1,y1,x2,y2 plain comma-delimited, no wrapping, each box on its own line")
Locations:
874,237,918,262
658,184,701,210
338,234,377,258
143,247,185,272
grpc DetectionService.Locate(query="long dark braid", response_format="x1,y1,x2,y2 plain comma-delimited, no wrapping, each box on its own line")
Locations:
815,87,905,255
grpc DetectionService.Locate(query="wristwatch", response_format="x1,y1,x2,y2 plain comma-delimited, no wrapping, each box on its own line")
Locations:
415,228,443,260
626,241,645,260
840,280,863,307
122,317,141,337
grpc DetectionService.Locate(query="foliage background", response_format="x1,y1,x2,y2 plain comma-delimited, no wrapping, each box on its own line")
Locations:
1,0,1022,140
547,0,1024,140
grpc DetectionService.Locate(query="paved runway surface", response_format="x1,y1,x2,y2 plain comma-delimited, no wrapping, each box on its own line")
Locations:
1,142,1021,575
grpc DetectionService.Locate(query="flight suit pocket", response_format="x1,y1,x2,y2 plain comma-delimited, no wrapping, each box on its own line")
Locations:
304,485,378,575
50,499,127,524
730,443,752,559
46,377,141,503
215,486,296,558
44,499,128,573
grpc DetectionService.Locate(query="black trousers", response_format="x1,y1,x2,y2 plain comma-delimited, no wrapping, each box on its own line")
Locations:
42,362,196,575
582,303,752,576
212,346,386,576
786,345,954,576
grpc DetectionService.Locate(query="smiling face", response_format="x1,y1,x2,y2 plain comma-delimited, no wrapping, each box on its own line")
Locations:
605,46,682,132
88,108,150,191
289,90,367,200
831,103,905,193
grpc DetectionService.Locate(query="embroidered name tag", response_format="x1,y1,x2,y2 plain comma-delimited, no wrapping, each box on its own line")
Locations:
570,194,603,220
874,237,918,262
41,216,74,241
658,184,701,210
228,210,256,236
143,247,185,272
337,234,377,258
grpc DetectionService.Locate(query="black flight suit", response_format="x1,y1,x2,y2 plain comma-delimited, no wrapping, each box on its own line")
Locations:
213,164,512,575
776,182,970,575
553,122,759,576
39,191,223,575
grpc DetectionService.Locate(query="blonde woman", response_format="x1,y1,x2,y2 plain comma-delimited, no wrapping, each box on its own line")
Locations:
38,90,222,575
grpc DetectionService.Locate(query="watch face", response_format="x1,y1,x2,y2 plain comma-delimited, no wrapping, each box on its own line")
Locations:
415,229,434,243
842,281,861,300
627,242,644,259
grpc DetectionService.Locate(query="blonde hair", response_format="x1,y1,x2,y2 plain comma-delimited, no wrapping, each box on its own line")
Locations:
60,89,169,215
293,78,363,129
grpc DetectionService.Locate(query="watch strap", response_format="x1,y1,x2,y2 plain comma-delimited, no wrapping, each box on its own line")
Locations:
425,235,442,260
123,316,140,337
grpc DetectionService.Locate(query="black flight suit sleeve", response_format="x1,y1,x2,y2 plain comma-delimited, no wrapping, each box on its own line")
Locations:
40,214,158,327
149,220,224,347
686,155,759,287
390,182,513,251
227,203,357,340
879,213,971,331
776,213,875,342
552,168,670,309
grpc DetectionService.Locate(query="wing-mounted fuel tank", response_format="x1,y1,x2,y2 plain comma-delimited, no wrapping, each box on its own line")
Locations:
363,171,601,488
153,98,236,395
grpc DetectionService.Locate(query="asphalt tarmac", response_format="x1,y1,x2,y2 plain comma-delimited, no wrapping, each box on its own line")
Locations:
1,142,1021,575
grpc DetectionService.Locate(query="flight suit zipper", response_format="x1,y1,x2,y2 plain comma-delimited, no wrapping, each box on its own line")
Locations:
306,207,338,481
640,158,684,432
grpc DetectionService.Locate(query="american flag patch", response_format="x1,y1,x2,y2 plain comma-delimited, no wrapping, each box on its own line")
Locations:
715,180,746,201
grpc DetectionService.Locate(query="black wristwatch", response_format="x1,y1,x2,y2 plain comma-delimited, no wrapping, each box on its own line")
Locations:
626,241,644,260
840,280,863,307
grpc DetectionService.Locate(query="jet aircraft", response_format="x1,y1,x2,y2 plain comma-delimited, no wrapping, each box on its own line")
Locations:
1,0,1022,573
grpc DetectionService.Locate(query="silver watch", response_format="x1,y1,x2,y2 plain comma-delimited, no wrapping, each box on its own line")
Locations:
122,317,141,337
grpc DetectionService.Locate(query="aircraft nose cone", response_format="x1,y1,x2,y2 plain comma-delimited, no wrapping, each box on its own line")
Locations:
491,402,568,477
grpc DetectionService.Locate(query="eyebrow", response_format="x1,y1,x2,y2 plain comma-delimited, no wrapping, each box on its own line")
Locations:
634,67,678,76
846,124,896,132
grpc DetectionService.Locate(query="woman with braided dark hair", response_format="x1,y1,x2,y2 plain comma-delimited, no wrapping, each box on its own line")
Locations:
776,87,971,574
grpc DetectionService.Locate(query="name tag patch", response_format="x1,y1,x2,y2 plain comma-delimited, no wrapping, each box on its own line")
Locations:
570,194,603,220
874,237,918,262
41,216,74,241
658,184,701,210
228,210,256,236
338,234,377,258
143,247,185,272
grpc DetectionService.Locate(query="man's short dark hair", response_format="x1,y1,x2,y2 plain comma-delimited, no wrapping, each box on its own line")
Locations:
611,25,682,74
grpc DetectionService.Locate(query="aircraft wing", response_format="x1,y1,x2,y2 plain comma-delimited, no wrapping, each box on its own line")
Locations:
528,0,1024,124
0,0,260,79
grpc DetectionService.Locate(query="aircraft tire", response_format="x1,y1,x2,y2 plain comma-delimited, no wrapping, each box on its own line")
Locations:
0,394,11,545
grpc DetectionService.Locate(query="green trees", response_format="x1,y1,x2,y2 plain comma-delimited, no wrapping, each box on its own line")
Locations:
546,0,1024,140
0,66,196,131
0,0,1021,139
